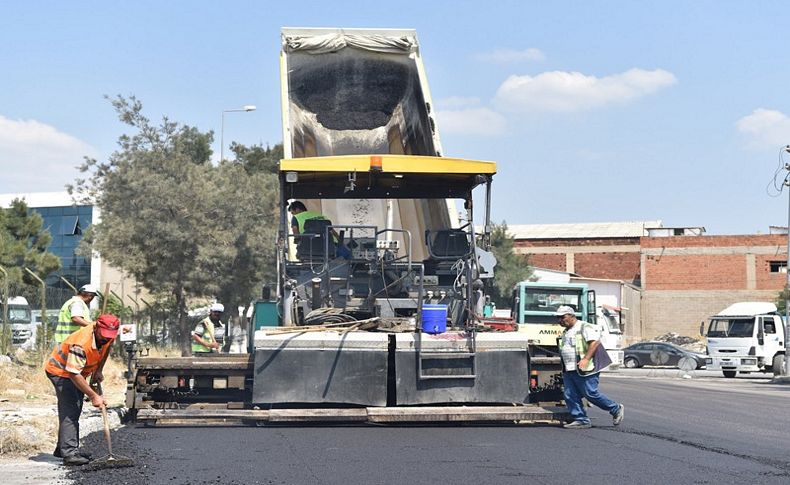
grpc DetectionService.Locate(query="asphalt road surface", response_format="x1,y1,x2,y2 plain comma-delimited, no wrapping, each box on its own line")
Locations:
70,371,790,485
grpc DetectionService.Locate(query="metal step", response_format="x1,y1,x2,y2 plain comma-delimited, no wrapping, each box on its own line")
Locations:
418,351,476,379
419,352,476,359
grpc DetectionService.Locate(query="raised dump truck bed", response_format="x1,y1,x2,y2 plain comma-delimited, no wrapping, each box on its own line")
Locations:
280,27,455,259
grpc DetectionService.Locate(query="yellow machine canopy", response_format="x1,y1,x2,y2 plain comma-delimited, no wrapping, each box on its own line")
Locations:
280,154,496,200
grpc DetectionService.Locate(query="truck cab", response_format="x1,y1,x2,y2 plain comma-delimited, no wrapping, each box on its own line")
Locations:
704,302,786,378
597,305,625,367
511,281,624,369
3,296,34,345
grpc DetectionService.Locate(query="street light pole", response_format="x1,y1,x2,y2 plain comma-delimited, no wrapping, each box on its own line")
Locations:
220,105,256,162
785,145,790,376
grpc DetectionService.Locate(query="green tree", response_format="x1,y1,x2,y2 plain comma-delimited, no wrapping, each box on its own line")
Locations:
71,96,279,355
487,222,531,308
0,199,60,352
0,199,61,289
230,142,283,174
214,160,278,316
776,286,789,314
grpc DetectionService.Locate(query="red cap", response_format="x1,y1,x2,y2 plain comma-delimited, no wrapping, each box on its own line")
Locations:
95,314,120,339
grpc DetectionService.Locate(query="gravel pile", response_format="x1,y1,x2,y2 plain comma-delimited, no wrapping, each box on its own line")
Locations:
654,332,706,353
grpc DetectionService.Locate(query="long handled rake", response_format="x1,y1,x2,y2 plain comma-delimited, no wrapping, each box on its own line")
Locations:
84,404,135,470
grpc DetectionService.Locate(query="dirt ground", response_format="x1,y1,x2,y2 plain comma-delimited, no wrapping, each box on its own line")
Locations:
0,348,127,458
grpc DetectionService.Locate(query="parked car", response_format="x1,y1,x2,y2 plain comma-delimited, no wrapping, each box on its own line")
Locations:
623,341,706,369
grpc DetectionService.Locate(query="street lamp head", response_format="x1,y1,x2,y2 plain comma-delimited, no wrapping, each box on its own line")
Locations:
243,105,257,112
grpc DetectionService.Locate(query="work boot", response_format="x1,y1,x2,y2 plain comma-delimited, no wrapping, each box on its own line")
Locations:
54,448,92,459
63,454,90,466
613,404,625,426
562,420,592,429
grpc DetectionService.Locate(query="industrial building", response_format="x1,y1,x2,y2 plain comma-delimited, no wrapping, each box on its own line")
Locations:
510,221,787,339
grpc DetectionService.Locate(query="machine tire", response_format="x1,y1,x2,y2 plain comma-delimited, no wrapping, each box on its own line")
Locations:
773,354,785,377
722,370,737,378
624,357,639,369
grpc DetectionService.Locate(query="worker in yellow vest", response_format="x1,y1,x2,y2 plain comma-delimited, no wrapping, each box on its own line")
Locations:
191,303,225,354
556,305,624,429
54,284,98,346
44,314,119,466
288,201,350,259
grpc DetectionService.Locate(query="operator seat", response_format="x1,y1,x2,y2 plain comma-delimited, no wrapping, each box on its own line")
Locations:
428,229,471,259
296,218,336,261
423,229,471,279
426,229,471,260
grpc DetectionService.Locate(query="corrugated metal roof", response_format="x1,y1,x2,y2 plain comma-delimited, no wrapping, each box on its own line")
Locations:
507,220,663,239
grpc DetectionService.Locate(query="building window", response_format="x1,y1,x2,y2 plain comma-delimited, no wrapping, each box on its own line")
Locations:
61,215,81,235
769,261,787,273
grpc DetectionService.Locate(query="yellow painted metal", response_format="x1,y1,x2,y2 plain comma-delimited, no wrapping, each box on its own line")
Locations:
518,323,564,346
280,155,496,175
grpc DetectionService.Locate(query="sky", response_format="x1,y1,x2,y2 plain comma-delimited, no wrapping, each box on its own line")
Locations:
1,1,790,235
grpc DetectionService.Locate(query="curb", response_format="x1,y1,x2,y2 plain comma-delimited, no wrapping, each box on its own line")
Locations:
770,375,790,384
80,406,128,436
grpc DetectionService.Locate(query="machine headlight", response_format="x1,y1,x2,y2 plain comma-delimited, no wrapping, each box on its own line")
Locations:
741,358,757,366
705,358,712,364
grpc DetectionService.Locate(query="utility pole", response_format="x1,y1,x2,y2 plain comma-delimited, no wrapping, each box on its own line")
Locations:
784,145,790,376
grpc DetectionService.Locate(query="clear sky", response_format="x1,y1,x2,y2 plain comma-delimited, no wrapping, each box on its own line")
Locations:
2,1,789,235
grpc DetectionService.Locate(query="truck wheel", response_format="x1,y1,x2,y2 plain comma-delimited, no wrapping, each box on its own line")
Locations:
722,370,737,378
624,357,639,368
773,355,785,377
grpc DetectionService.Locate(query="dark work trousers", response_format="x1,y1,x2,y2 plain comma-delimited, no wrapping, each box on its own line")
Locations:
46,372,84,457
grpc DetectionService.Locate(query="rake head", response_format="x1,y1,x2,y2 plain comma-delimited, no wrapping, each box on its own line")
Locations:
83,453,135,471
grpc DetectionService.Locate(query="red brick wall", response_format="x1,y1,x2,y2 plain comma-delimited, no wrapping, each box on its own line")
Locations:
514,237,641,281
528,254,566,272
640,234,786,248
516,237,638,248
575,253,641,282
642,234,786,291
756,254,787,290
643,254,747,290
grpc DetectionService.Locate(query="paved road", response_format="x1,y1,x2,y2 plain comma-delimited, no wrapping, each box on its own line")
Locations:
69,372,790,485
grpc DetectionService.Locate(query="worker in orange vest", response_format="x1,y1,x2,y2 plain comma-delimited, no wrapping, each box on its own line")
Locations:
44,314,120,466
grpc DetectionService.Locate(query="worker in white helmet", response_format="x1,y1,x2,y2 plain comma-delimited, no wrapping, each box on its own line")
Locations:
191,303,225,355
54,284,98,346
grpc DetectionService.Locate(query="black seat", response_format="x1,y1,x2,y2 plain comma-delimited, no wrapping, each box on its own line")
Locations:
297,218,336,261
427,229,471,259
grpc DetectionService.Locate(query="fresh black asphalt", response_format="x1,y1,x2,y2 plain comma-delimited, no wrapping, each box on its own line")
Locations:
69,373,790,485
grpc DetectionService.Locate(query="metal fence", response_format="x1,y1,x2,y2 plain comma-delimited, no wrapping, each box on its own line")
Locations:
0,269,188,353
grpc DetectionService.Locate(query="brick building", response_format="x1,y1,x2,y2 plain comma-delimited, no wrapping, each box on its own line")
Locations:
510,221,787,339
510,221,660,284
640,233,787,338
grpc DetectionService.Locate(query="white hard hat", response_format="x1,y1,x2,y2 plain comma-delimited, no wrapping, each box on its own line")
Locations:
79,284,99,295
210,303,225,313
553,305,576,316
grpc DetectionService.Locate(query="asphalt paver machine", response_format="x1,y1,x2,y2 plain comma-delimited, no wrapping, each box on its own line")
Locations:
128,28,567,424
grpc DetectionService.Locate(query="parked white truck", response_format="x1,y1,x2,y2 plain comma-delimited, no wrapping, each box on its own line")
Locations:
703,302,786,378
2,296,35,345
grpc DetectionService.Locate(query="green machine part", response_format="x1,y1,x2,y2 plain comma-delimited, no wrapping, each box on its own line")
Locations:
253,301,280,330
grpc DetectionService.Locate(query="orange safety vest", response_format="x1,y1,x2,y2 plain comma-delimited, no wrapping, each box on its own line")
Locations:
44,325,113,378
